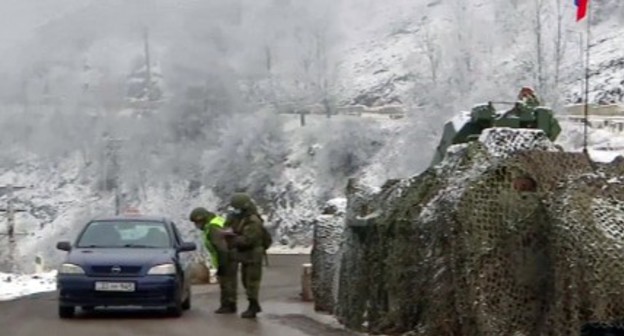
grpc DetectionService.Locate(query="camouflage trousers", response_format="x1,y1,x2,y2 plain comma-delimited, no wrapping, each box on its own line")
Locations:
219,261,263,306
241,261,263,301
218,259,239,307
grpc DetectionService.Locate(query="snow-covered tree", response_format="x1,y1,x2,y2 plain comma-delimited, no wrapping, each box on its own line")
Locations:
204,109,290,206
314,118,386,199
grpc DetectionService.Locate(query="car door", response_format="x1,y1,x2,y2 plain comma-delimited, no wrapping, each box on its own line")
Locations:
171,222,193,284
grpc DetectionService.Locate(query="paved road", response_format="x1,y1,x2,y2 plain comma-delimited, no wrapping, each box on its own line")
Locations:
0,255,357,336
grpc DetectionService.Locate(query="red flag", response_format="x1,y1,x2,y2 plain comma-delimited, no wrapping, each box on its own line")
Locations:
576,0,589,21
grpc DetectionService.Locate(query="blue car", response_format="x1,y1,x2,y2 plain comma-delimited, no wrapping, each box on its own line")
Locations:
55,215,197,318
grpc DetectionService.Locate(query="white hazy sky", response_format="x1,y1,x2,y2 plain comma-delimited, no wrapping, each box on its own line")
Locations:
0,0,93,51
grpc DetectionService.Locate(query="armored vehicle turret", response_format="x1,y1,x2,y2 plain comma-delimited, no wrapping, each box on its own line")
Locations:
430,100,562,166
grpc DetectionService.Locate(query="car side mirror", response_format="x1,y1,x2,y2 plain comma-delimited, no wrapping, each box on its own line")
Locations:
178,242,196,252
56,241,72,251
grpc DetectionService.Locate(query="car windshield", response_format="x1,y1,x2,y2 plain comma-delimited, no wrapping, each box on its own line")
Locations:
76,220,171,248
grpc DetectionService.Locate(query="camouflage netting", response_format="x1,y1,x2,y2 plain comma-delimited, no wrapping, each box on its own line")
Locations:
311,199,347,313
311,127,624,336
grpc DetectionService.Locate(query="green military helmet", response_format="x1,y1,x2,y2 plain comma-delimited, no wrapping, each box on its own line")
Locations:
189,207,215,222
230,193,252,210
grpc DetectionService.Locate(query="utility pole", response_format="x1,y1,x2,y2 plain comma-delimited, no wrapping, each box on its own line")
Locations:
582,1,592,155
0,184,29,273
323,97,332,119
143,26,153,103
112,138,124,216
115,187,121,216
578,31,584,99
299,110,307,127
102,134,125,214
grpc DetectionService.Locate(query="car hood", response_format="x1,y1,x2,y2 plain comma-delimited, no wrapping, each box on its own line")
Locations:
66,248,175,266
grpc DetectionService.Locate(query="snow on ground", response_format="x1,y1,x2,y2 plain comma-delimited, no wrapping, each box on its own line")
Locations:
0,270,57,301
557,120,624,162
267,245,312,255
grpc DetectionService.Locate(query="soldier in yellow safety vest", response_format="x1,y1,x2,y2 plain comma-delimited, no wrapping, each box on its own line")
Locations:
189,207,238,313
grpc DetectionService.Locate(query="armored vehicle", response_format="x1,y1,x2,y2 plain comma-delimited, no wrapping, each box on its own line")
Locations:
430,100,562,166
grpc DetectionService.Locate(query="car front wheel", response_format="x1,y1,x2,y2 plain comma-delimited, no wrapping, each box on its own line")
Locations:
167,293,183,318
59,305,75,319
167,302,183,317
182,289,191,310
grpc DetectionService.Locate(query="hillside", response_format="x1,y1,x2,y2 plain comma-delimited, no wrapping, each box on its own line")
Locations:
333,0,624,110
0,113,401,273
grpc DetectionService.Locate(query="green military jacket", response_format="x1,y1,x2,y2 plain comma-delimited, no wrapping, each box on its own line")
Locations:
229,211,265,264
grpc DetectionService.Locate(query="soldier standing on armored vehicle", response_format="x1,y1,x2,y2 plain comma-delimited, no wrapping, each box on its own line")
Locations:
518,86,541,107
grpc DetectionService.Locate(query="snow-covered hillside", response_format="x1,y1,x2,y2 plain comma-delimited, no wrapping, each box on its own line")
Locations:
1,0,624,276
0,112,399,273
333,0,624,110
1,112,621,275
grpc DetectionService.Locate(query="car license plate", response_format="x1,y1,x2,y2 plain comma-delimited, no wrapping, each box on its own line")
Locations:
94,281,136,292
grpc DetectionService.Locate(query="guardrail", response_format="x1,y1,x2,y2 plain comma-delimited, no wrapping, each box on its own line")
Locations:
563,103,624,116
276,103,407,120
276,102,624,129
560,114,624,134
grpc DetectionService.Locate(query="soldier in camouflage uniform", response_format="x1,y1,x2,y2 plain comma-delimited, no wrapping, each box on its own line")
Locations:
226,193,266,318
189,207,238,314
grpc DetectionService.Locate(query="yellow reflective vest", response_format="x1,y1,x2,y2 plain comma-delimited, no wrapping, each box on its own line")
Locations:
203,215,226,268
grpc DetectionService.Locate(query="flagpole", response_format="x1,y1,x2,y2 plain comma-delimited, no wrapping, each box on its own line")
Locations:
582,0,591,155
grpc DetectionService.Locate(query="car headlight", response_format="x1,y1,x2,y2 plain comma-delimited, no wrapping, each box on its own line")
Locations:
59,263,85,275
147,264,176,275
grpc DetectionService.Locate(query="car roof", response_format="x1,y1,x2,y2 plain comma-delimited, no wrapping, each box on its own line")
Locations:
89,214,172,223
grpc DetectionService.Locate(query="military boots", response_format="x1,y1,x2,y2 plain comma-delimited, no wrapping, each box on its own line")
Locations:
240,299,261,318
215,303,237,314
